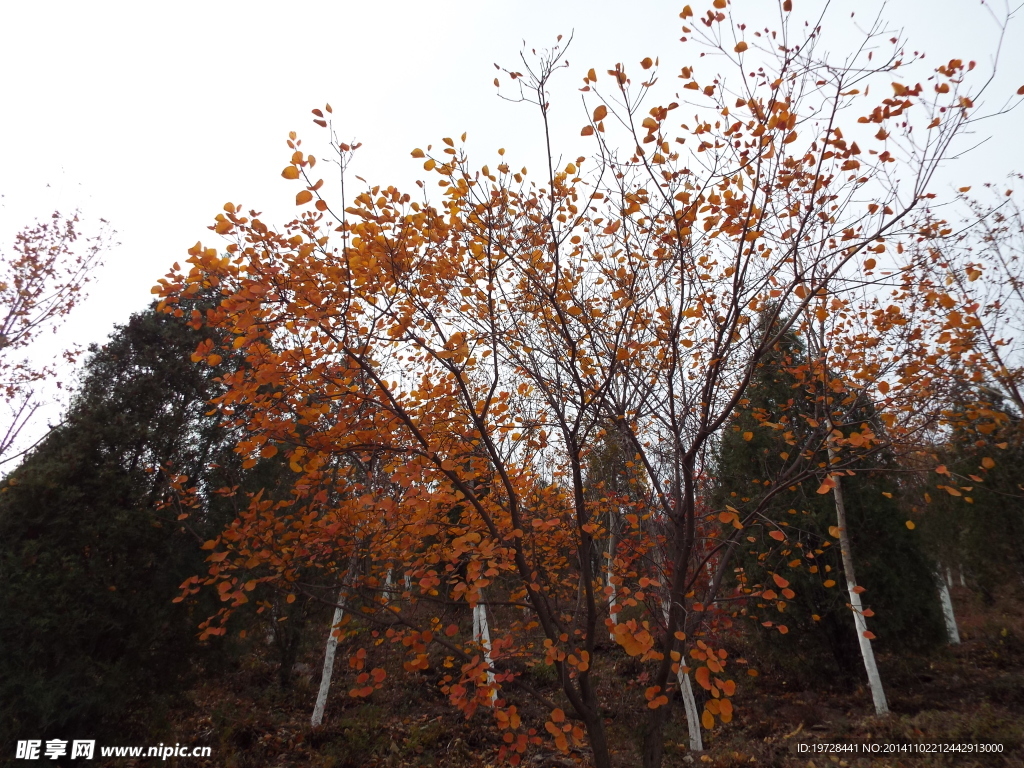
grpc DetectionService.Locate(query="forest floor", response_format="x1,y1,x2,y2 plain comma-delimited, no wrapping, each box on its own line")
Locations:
105,585,1024,768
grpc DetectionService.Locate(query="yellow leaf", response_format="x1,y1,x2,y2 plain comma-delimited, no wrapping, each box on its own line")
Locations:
282,166,300,180
742,431,753,441
823,579,836,588
207,354,223,366
296,190,313,205
424,159,437,171
828,526,841,538
411,148,425,158
905,520,915,530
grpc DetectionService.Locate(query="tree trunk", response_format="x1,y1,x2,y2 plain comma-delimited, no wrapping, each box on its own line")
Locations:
473,598,496,699
936,569,961,645
831,473,889,715
607,507,618,641
311,599,345,727
659,598,702,753
383,567,393,605
312,558,356,727
678,666,704,752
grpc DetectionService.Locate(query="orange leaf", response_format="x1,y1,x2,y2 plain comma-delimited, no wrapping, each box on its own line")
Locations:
862,630,876,640
701,709,715,729
742,431,753,441
581,125,595,136
593,105,608,122
823,580,836,588
282,166,300,180
551,708,565,723
817,478,837,494
905,520,916,530
411,148,425,158
694,666,712,690
734,42,748,53
769,530,785,541
981,457,995,469
719,698,734,722
772,573,790,588
296,190,313,205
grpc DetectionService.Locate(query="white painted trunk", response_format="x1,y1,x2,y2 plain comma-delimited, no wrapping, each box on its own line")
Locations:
311,599,345,727
383,567,393,605
831,472,889,716
937,572,961,645
661,599,702,752
312,559,356,727
473,599,497,699
677,666,704,752
946,566,954,588
607,508,617,641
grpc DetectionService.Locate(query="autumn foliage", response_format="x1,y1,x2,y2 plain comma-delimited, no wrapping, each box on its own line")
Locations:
155,3,1014,766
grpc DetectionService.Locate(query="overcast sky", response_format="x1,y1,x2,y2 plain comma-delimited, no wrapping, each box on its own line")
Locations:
1,0,1021,446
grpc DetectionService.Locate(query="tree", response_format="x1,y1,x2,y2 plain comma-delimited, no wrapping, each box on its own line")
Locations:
0,211,109,463
156,3,1000,766
710,325,944,689
0,301,235,746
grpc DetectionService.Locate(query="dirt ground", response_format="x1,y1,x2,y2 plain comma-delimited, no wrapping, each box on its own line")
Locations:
103,584,1023,768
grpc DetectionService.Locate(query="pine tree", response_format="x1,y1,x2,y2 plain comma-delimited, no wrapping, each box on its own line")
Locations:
0,302,238,746
710,329,944,687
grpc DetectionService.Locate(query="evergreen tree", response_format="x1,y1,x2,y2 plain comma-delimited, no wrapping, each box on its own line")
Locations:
919,390,1024,600
709,328,944,687
0,302,238,747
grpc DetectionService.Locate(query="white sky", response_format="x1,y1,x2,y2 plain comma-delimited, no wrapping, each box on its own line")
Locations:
1,0,1021,447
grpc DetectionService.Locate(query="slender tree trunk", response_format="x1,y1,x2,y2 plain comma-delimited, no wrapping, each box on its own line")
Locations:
312,557,356,727
607,507,618,641
678,666,704,752
660,598,702,753
831,473,889,715
936,569,961,645
383,567,393,605
473,598,497,699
